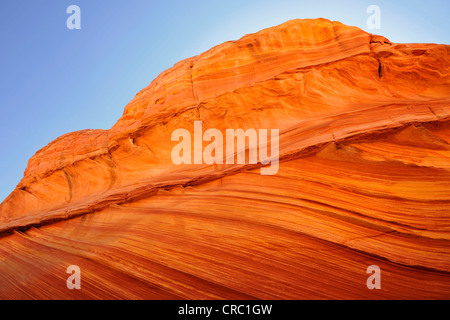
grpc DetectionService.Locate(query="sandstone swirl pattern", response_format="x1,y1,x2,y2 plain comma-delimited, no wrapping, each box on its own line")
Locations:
0,18,449,299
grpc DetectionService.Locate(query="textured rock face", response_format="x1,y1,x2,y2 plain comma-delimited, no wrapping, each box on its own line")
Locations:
0,18,449,299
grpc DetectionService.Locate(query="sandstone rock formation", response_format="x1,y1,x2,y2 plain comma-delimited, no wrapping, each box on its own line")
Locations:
0,18,449,299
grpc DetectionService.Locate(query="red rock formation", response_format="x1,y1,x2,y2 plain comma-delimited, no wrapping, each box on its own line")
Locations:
0,18,449,299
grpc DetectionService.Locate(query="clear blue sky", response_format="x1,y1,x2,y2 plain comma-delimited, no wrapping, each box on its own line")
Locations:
1,0,449,203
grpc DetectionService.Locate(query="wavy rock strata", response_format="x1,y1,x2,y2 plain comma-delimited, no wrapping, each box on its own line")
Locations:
0,18,449,299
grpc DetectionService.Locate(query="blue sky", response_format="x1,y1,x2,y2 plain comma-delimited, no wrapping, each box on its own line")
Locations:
0,0,449,203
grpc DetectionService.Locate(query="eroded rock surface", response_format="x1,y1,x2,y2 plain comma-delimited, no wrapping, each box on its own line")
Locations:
1,18,449,299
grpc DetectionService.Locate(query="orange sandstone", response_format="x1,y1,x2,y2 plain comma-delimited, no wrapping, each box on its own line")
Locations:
0,18,449,299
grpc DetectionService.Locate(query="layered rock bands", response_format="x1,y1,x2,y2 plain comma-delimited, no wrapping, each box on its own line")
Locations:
0,18,449,299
